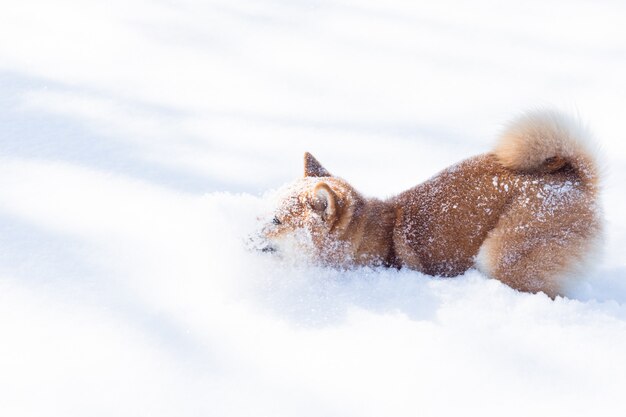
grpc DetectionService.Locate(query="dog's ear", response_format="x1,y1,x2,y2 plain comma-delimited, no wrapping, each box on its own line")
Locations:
311,182,338,224
304,152,331,177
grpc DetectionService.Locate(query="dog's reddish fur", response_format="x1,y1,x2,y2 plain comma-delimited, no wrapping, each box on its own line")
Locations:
264,110,602,297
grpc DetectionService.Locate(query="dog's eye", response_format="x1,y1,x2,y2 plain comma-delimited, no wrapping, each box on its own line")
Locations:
272,216,281,225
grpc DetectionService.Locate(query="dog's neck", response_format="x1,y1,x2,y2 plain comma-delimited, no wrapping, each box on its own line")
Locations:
349,198,398,267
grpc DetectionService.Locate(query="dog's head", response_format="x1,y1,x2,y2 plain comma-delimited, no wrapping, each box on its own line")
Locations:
258,152,364,264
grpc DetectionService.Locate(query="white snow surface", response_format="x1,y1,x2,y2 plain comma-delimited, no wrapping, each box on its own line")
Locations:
2,1,626,416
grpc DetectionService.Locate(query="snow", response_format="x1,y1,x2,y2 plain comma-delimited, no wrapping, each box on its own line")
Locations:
1,0,626,416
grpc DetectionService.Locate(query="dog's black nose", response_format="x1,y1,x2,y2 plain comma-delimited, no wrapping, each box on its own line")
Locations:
260,245,277,253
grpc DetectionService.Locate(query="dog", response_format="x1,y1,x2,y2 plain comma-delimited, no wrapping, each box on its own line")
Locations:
260,110,603,297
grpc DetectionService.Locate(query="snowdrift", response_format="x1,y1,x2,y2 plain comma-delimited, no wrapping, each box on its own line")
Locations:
1,0,626,416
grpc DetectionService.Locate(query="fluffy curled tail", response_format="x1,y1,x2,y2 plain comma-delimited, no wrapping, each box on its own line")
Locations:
493,110,601,190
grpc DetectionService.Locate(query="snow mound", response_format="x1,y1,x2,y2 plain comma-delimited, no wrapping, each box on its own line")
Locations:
2,0,626,416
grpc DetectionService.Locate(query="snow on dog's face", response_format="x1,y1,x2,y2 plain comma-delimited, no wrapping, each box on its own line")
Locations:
259,153,364,264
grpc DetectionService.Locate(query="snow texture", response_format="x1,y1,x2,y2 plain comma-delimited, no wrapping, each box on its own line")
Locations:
1,1,626,416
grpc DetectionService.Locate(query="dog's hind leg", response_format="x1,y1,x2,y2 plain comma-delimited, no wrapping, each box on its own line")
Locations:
475,199,602,298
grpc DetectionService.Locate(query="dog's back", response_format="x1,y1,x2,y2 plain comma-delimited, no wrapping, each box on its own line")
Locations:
392,110,602,296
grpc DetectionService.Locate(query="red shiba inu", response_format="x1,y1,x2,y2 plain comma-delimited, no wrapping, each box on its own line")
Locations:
260,110,603,297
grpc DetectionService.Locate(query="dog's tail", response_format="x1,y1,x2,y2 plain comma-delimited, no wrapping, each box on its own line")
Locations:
493,109,601,190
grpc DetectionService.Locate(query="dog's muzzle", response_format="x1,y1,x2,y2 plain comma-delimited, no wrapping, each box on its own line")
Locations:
260,245,277,253
245,232,278,254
